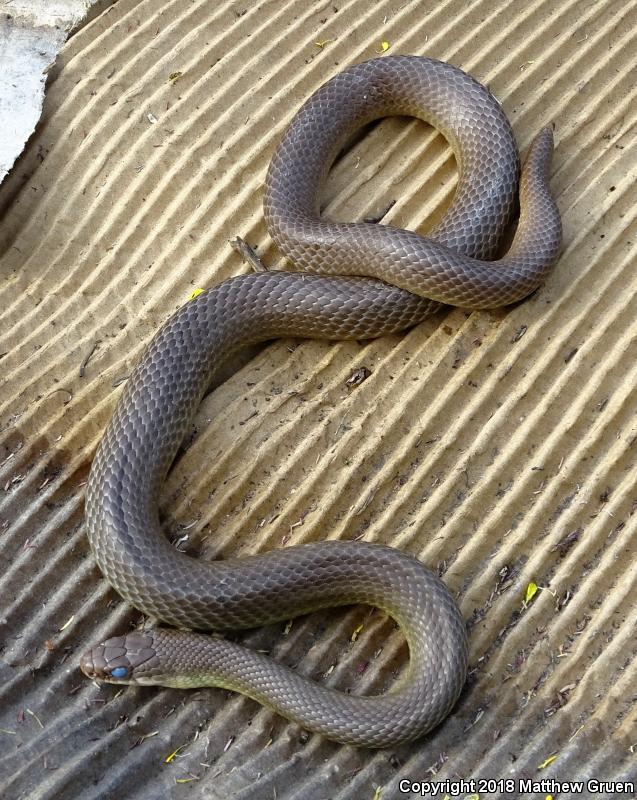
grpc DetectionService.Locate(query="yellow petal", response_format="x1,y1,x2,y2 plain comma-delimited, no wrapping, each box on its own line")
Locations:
165,744,186,763
351,623,364,642
538,753,558,769
525,581,538,604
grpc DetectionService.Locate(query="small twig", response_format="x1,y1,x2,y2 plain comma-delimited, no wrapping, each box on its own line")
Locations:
79,340,101,378
44,387,73,405
363,199,396,223
230,236,269,272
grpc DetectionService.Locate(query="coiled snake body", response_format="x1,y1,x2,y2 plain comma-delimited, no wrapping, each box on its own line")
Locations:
80,56,561,747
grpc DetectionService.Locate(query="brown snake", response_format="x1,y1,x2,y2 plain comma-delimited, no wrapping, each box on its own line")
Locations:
80,56,561,747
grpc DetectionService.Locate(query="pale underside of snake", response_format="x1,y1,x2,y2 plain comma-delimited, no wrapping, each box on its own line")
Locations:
80,55,562,748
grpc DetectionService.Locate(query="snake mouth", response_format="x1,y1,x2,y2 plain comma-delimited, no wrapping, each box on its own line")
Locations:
80,632,158,684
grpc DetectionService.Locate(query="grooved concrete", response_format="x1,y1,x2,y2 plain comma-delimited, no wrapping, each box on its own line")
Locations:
0,0,635,798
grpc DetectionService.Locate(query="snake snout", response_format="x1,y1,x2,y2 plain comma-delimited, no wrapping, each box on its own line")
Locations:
80,632,157,683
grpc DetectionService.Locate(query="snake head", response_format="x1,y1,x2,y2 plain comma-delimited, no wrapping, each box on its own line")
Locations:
80,631,158,684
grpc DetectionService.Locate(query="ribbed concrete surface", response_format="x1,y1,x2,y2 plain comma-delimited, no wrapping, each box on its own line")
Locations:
0,0,635,798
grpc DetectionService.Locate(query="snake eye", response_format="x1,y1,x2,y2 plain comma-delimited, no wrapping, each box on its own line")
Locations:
110,666,129,679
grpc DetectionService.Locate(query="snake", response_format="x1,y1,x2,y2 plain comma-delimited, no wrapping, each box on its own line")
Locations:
79,55,561,748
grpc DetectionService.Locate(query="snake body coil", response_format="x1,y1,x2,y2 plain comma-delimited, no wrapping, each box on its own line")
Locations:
80,56,561,747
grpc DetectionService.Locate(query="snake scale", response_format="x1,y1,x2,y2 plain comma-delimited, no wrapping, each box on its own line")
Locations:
80,56,561,747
